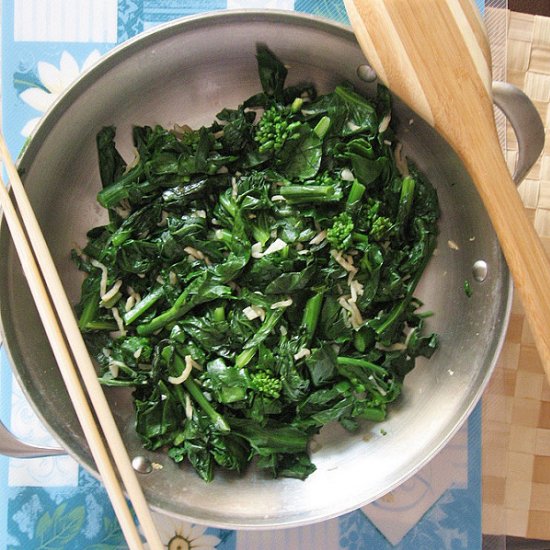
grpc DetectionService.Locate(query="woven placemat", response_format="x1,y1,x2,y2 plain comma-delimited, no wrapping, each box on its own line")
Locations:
482,10,550,540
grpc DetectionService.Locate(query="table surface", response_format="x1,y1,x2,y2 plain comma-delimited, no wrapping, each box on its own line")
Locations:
482,7,550,545
1,1,549,549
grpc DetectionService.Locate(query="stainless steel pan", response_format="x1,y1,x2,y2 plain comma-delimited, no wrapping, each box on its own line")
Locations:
0,10,544,529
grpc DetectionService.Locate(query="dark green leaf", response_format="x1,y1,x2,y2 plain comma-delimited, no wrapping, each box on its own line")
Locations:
256,44,288,101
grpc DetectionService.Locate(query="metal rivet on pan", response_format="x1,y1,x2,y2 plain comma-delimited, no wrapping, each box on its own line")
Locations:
357,64,377,82
472,260,488,282
132,455,153,474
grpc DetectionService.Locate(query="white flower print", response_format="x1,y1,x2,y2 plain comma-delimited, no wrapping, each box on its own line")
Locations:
19,49,101,137
142,511,221,550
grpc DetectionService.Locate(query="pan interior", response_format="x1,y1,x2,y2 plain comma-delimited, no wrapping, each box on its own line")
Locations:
0,11,510,529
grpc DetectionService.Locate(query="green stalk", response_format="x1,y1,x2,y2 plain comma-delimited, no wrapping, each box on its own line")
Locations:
180,377,230,433
136,284,194,336
236,307,286,368
353,330,368,353
251,212,271,246
82,320,118,331
169,352,230,433
336,356,387,376
219,189,237,217
123,286,164,325
137,277,231,335
370,226,436,336
371,300,406,337
136,289,189,335
278,185,339,204
78,294,99,330
346,179,366,205
213,305,226,322
235,348,256,369
313,116,331,139
290,97,303,113
349,138,375,159
97,165,143,208
110,228,133,248
396,175,415,228
301,291,324,345
97,181,130,209
352,231,369,243
360,408,387,422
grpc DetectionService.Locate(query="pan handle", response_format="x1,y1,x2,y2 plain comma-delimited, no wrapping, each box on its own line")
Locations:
0,417,66,458
0,345,66,458
492,81,545,185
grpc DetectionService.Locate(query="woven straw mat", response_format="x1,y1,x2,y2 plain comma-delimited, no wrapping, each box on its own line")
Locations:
482,9,550,540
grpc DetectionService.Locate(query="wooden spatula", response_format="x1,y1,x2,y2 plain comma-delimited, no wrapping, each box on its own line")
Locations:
344,0,550,375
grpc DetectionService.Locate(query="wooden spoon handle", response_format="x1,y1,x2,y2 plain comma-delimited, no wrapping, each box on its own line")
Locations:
345,0,550,375
344,0,494,131
462,125,550,375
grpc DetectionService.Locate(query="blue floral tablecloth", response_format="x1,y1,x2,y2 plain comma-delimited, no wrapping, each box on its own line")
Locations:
1,1,488,548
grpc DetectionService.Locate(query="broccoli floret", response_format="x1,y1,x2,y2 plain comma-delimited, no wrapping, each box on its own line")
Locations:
178,126,201,148
362,198,393,241
250,371,283,399
370,215,393,241
365,198,381,218
314,171,337,186
255,105,302,153
327,212,355,250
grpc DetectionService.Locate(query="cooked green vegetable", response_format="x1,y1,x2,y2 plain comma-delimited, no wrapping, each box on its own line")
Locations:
73,45,440,482
254,104,303,153
327,212,354,250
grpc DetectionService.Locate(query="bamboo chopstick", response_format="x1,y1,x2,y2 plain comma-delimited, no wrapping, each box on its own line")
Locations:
0,134,164,550
0,179,145,548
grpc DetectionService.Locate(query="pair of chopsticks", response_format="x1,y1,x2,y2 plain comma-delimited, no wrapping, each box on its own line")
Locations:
0,134,164,549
